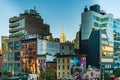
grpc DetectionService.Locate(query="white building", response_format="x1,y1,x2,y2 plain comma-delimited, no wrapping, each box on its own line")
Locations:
37,39,60,61
60,42,74,55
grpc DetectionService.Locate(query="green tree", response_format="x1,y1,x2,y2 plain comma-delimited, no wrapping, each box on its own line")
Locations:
115,68,120,77
104,72,111,80
3,70,12,77
46,66,56,80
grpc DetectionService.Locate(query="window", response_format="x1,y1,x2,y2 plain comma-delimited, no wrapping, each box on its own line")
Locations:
69,46,71,50
15,52,20,60
67,65,69,70
101,34,106,38
67,59,69,63
94,22,99,27
91,72,94,78
43,59,45,63
62,46,64,49
101,40,108,45
62,72,65,77
41,59,43,63
63,65,65,70
63,59,64,63
58,72,60,77
58,59,60,63
39,59,40,63
58,65,60,70
101,17,108,22
100,23,107,27
93,15,100,21
68,72,69,77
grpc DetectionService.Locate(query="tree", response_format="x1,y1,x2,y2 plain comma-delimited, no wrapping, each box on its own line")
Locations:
104,72,111,80
115,68,120,77
46,66,56,80
3,70,12,77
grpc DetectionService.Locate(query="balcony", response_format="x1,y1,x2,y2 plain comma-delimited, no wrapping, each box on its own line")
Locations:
9,34,14,38
9,23,19,28
9,34,20,38
9,17,19,23
9,28,19,33
9,27,24,33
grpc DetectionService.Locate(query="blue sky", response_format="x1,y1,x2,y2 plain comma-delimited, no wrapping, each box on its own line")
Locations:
0,0,120,44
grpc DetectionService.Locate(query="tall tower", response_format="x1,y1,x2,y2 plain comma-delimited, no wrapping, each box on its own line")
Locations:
80,4,114,78
60,27,66,43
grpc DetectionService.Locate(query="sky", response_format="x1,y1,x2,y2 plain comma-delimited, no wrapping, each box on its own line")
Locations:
0,0,120,45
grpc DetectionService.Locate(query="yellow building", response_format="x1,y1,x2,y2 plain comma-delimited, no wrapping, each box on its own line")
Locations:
60,28,66,43
57,55,86,80
57,55,71,80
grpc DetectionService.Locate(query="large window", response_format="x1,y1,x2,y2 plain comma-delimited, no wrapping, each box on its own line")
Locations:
14,41,20,50
8,53,14,61
101,40,108,45
93,15,100,21
101,17,108,22
100,23,107,27
15,52,20,60
3,54,8,61
94,22,99,27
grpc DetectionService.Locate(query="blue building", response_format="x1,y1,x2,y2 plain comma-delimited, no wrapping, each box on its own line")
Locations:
114,19,120,70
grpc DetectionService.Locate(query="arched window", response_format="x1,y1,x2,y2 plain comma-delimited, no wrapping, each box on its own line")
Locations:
91,72,94,78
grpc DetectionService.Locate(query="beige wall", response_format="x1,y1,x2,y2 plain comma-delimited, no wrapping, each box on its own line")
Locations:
57,56,71,79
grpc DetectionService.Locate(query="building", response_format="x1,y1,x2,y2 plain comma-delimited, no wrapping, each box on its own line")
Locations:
86,65,100,79
57,55,86,80
60,42,74,55
0,47,2,75
60,28,66,43
2,8,50,75
72,31,80,54
80,4,114,78
74,31,79,50
9,8,50,39
38,54,46,74
37,39,60,61
2,36,21,75
1,36,9,75
57,55,71,80
37,39,60,74
20,38,38,74
2,36,10,75
113,19,120,70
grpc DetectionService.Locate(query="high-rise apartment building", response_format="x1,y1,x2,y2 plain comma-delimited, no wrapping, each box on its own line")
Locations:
80,4,114,76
